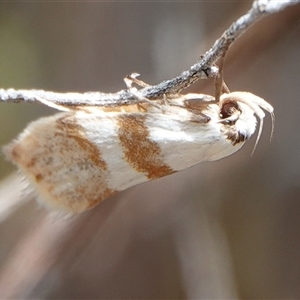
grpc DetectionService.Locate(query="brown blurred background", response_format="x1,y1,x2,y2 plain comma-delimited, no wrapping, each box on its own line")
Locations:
0,2,300,299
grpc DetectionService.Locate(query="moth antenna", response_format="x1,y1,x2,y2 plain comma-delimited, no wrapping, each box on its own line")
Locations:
251,117,263,156
270,111,275,142
221,81,230,94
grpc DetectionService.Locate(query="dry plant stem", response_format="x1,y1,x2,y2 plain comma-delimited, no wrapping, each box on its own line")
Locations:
0,0,298,107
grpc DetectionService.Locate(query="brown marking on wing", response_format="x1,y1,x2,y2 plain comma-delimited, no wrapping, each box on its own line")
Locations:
56,116,107,170
117,114,175,179
6,134,39,166
10,146,20,160
5,114,116,213
53,115,115,212
35,173,43,182
226,129,247,145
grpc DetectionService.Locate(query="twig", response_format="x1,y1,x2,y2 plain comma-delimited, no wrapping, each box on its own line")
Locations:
0,0,298,107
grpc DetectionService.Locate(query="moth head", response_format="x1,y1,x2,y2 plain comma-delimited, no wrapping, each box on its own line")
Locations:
219,92,274,155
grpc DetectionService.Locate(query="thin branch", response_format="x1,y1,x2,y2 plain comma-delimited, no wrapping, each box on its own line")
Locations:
0,0,298,107
143,0,300,97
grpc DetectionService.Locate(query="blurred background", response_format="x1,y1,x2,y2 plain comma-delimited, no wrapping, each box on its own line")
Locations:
0,2,300,299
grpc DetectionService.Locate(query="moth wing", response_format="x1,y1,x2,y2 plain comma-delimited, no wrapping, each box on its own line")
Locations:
3,112,119,213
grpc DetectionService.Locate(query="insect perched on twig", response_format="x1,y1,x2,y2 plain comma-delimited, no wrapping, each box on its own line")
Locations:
3,61,274,214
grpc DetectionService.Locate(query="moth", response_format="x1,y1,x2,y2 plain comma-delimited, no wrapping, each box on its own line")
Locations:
3,78,274,214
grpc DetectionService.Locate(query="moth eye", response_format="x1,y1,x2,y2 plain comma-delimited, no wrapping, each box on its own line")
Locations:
219,100,240,119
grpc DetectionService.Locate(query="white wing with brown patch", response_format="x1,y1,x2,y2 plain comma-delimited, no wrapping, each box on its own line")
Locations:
3,91,274,214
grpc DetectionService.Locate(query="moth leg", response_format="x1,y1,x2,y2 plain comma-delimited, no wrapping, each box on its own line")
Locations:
214,48,231,102
161,94,171,106
136,88,170,111
123,73,162,109
125,73,151,88
130,88,162,110
166,102,211,123
214,69,222,103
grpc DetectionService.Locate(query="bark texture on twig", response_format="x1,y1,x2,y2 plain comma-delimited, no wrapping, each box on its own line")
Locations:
0,0,298,108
